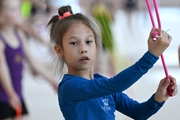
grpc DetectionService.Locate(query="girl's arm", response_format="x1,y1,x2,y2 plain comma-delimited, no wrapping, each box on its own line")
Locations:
0,41,21,109
114,76,178,120
113,92,164,120
60,51,159,101
16,21,48,46
18,29,57,90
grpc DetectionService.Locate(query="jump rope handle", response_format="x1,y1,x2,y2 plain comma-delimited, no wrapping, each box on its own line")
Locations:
145,0,173,96
15,105,22,118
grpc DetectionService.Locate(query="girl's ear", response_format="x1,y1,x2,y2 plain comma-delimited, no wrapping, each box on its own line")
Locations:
54,45,63,56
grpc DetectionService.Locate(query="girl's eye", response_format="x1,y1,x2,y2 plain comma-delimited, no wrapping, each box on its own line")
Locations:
86,40,93,44
70,42,78,45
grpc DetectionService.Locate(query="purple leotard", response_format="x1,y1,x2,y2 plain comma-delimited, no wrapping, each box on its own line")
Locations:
0,29,24,102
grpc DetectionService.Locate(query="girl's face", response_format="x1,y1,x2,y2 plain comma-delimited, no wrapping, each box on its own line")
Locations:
57,23,97,74
0,0,22,26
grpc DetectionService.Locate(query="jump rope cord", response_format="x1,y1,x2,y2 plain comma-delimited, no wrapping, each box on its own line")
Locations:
145,0,173,96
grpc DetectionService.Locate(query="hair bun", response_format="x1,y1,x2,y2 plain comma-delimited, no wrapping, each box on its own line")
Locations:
58,5,73,16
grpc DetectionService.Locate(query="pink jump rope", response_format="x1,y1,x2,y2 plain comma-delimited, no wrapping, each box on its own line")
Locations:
145,0,173,96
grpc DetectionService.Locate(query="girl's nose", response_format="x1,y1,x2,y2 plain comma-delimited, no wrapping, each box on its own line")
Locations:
79,43,87,54
79,50,87,54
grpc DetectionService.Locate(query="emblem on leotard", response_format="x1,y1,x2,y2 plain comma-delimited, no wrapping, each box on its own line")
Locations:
102,98,111,111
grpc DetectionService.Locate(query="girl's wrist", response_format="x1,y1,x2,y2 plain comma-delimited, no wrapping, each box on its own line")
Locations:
154,93,166,103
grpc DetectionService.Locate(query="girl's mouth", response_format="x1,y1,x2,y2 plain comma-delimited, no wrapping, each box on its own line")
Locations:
79,56,90,62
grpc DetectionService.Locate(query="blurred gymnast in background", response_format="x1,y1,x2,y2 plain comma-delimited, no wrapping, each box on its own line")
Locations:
0,0,57,119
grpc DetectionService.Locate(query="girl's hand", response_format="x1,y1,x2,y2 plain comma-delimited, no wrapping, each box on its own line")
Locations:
8,92,21,111
148,28,172,57
154,76,178,102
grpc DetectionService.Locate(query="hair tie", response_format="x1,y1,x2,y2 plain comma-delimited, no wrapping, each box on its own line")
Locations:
58,16,63,20
58,12,71,20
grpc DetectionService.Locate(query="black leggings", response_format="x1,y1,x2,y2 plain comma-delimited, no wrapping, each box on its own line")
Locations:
0,99,28,119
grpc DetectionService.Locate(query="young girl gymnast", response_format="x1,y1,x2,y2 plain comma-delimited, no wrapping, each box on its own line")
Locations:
47,5,178,120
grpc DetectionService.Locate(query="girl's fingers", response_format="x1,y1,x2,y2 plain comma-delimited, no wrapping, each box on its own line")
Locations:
173,86,178,96
163,78,171,88
167,75,178,96
159,77,168,88
169,75,176,83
